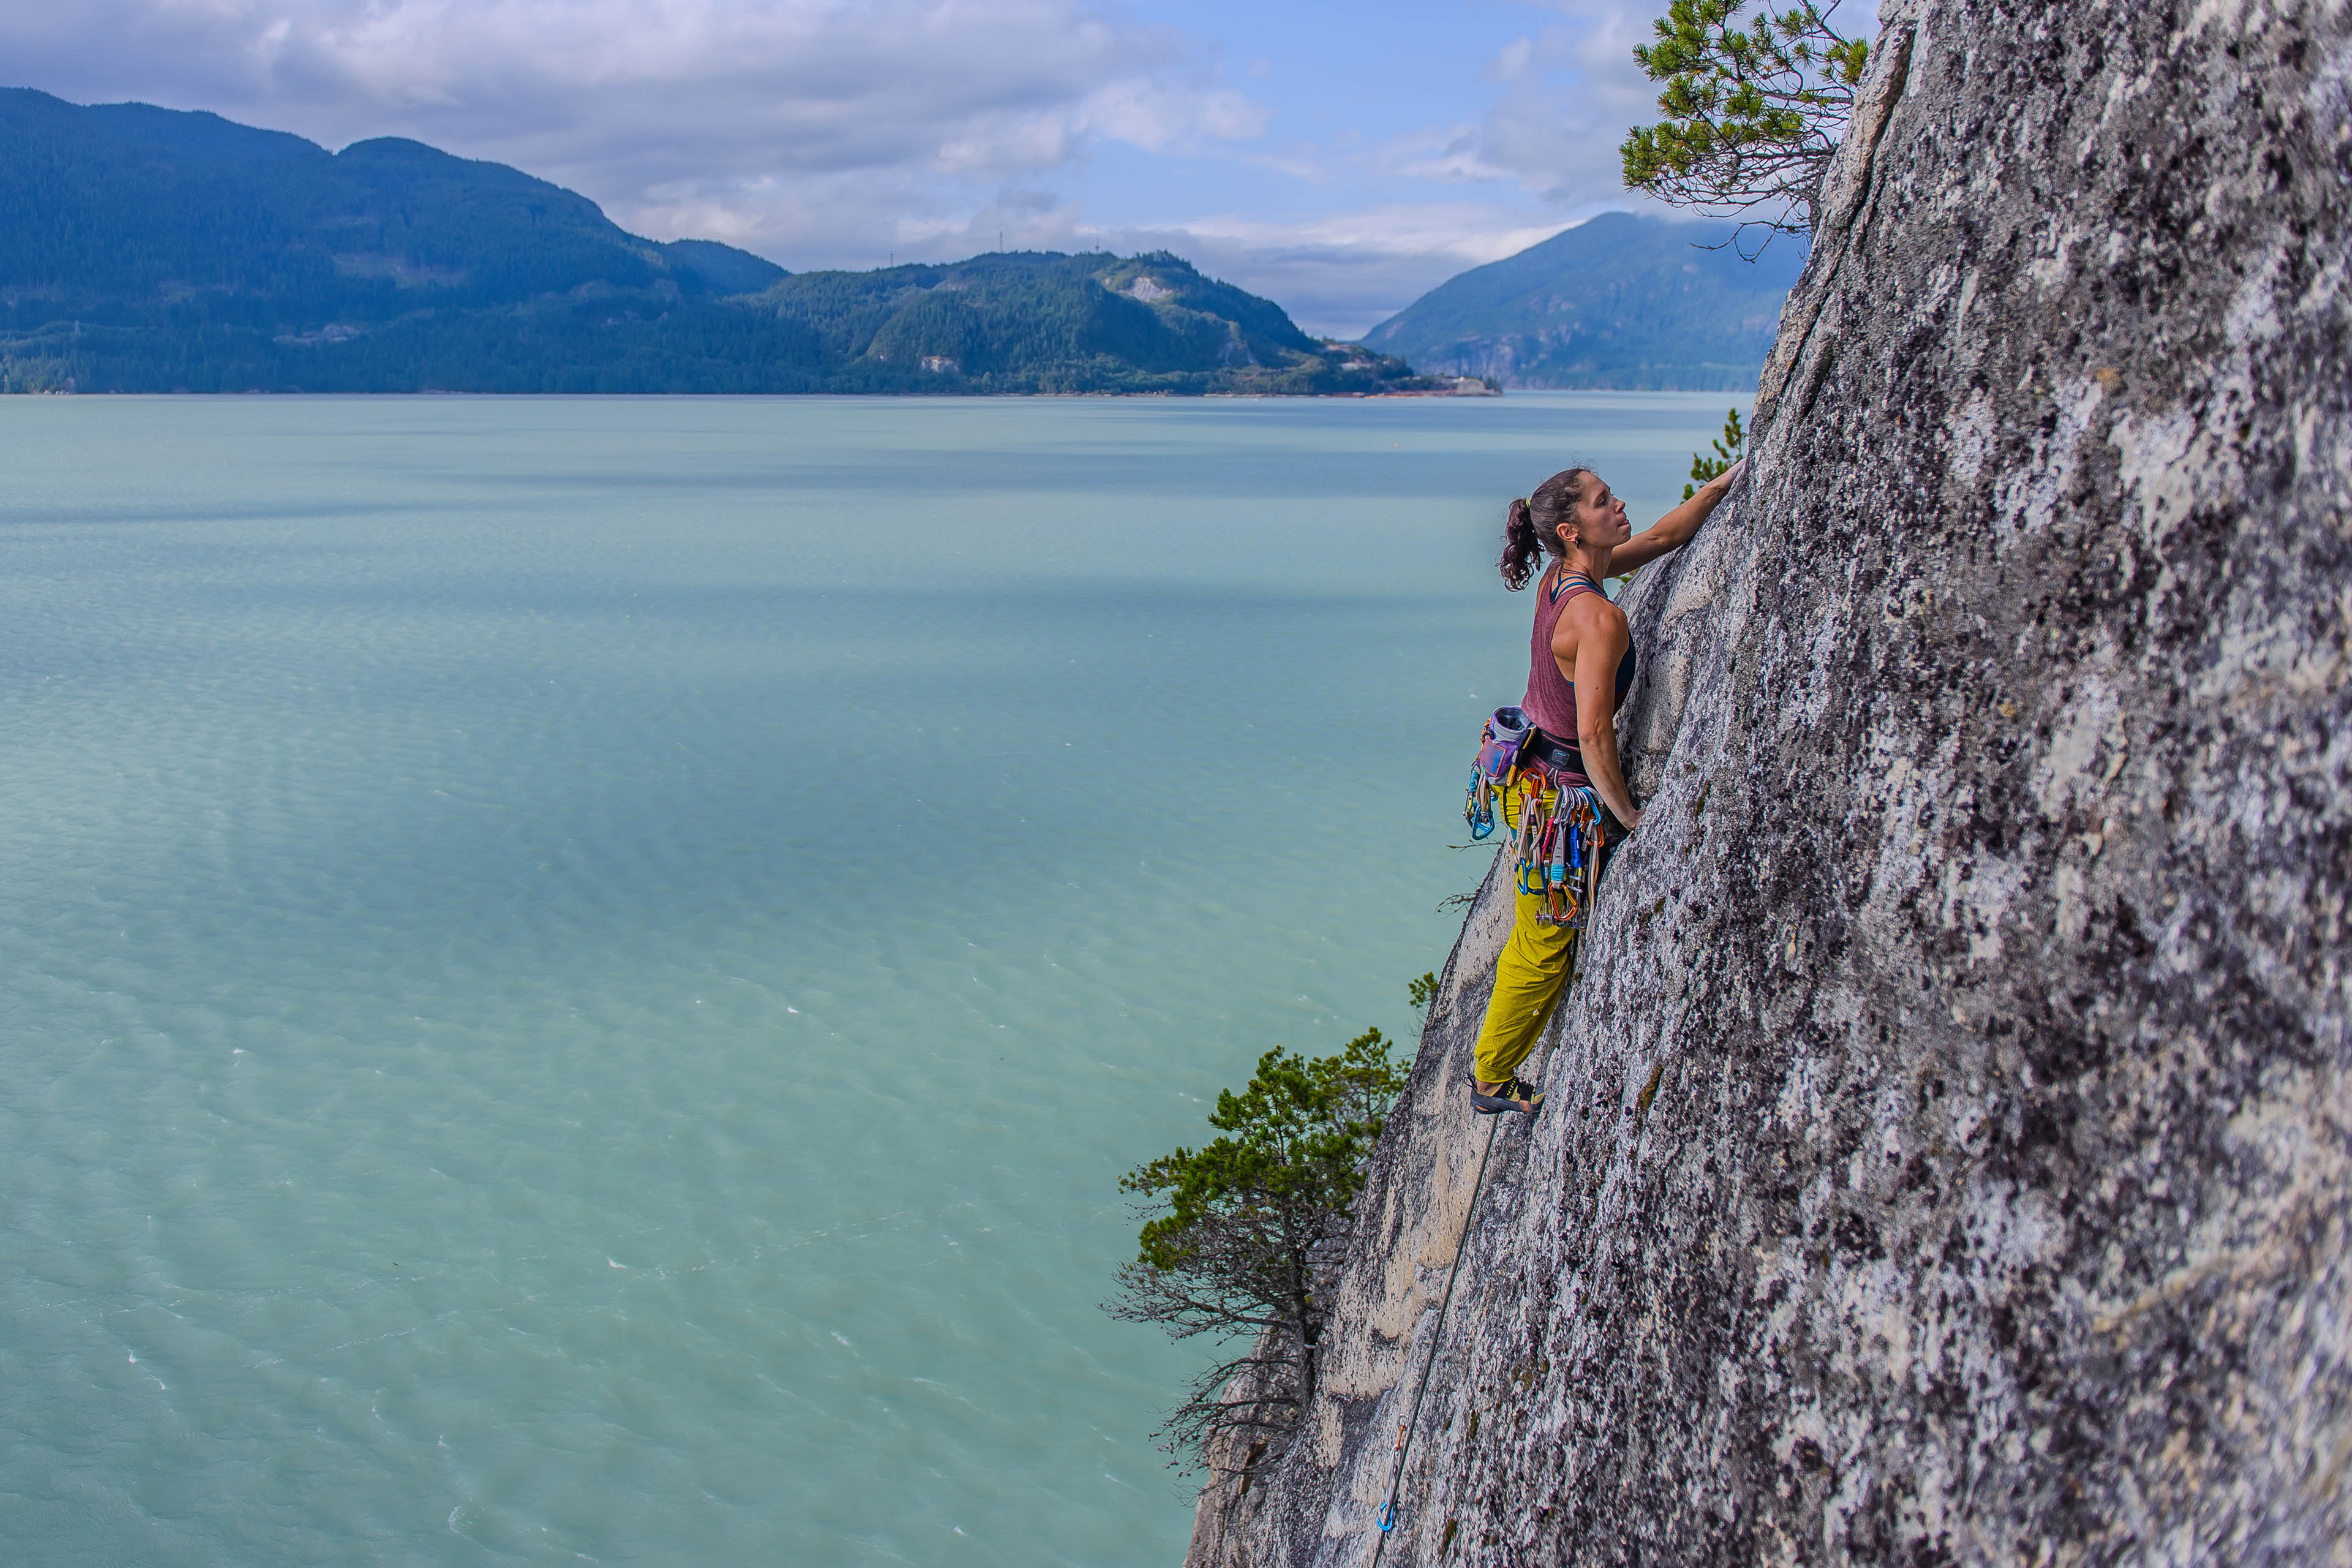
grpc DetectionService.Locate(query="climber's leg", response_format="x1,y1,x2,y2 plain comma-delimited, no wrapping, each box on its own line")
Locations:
1472,880,1577,1090
1470,780,1628,1113
1470,780,1577,1106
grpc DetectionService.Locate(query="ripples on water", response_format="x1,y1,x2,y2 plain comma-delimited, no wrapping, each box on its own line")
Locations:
0,393,1731,1566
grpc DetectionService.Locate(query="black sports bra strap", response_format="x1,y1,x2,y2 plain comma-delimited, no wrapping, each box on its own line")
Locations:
1550,568,1601,603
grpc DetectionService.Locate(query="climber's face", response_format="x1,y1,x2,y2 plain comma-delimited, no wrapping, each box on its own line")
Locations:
1558,473,1632,551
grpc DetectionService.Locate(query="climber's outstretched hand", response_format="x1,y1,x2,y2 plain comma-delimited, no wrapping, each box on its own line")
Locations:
1618,456,1743,573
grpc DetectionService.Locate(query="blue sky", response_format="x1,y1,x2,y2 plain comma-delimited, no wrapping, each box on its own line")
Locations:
0,0,1875,334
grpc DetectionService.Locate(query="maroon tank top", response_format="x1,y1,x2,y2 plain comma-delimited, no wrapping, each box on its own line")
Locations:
1523,566,1637,768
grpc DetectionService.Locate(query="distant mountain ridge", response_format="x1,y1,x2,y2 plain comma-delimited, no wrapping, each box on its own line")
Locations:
0,88,785,313
0,89,1438,395
1363,212,1806,390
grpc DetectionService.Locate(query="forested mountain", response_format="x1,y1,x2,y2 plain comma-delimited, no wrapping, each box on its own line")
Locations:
736,250,1428,394
0,89,1433,394
1363,211,1806,390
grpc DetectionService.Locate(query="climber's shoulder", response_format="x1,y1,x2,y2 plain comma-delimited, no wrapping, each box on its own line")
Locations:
1551,586,1626,662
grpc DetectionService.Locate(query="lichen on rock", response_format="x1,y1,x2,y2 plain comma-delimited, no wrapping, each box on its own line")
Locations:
1186,1,2352,1562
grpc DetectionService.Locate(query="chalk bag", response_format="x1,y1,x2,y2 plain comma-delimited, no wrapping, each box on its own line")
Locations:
1463,705,1531,840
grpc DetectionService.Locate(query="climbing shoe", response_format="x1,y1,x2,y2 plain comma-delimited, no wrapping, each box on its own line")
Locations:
1470,1076,1544,1116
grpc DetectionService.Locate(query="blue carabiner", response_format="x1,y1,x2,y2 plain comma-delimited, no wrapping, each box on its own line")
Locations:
1467,770,1496,840
1378,1500,1397,1532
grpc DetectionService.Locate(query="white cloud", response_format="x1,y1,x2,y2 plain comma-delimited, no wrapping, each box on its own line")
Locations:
0,0,1264,260
1455,7,1668,205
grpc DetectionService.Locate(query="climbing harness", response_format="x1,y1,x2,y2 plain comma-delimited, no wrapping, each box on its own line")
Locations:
1464,707,1605,933
1370,1111,1502,1562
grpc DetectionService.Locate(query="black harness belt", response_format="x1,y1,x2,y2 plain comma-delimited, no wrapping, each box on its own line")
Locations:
1519,726,1585,777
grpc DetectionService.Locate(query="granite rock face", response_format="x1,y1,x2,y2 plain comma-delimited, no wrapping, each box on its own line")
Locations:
1186,1,2352,1562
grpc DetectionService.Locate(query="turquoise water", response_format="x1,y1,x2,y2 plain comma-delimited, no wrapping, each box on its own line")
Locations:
0,393,1732,1566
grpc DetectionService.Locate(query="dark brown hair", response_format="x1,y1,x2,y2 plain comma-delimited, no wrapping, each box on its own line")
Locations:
1499,466,1594,590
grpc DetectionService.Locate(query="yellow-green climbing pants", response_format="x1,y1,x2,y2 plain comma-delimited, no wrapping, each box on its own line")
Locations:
1471,780,1605,1086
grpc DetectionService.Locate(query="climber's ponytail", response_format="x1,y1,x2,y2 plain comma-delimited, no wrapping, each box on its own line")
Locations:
1498,467,1595,590
1500,497,1542,590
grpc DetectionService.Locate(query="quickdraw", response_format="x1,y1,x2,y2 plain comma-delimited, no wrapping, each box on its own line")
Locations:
1511,778,1603,930
1465,771,1497,840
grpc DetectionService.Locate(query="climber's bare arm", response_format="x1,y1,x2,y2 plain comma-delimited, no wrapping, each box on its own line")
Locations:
1608,458,1744,578
1564,603,1643,831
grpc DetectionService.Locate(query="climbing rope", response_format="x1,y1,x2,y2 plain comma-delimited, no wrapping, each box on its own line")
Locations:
1383,734,1600,1558
1369,1109,1502,1562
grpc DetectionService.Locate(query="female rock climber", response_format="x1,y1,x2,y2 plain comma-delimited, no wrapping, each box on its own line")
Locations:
1470,458,1743,1116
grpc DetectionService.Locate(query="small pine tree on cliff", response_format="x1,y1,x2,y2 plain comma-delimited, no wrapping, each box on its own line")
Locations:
1109,1019,1410,1472
1683,405,1746,500
1621,0,1872,243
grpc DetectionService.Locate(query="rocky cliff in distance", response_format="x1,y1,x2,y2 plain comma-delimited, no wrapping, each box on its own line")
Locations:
1188,1,2351,1563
